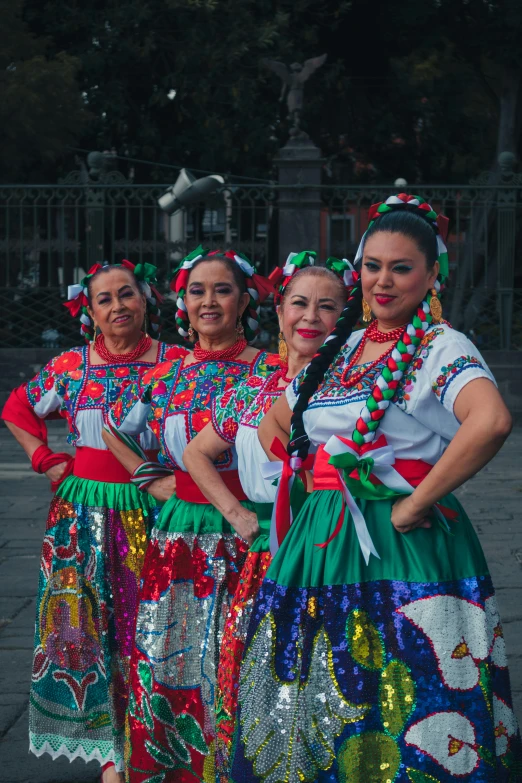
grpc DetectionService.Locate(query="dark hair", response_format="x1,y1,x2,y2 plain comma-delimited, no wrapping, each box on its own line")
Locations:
288,208,437,460
364,209,438,269
86,264,141,305
188,254,247,296
281,265,346,304
187,254,249,337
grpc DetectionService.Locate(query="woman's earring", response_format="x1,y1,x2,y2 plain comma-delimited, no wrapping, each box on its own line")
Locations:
362,299,372,323
143,313,149,336
429,288,443,324
278,332,288,363
187,324,196,341
236,317,245,338
92,319,99,341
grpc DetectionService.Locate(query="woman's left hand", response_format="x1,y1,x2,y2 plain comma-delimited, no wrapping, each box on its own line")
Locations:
391,495,432,534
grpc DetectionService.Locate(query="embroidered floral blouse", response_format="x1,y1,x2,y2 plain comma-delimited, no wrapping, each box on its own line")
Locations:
212,371,286,503
286,323,495,464
110,348,279,472
21,343,172,450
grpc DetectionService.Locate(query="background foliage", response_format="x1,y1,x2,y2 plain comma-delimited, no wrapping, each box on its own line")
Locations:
2,0,521,183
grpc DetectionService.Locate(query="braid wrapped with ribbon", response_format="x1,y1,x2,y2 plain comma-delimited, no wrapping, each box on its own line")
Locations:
170,245,274,340
280,194,451,552
64,260,163,342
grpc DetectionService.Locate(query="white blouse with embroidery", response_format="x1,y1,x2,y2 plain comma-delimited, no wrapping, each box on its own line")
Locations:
286,324,495,462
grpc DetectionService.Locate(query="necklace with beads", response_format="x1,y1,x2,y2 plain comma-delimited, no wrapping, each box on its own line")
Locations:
341,321,406,389
193,338,247,362
94,333,152,364
266,365,294,391
365,319,407,343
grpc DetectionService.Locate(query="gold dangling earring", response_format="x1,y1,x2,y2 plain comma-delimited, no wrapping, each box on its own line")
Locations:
236,317,245,338
92,319,99,341
362,298,372,323
188,324,196,341
278,332,288,363
143,313,149,337
429,288,443,324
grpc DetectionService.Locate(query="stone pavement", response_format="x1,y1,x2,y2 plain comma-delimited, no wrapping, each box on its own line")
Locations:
0,423,521,783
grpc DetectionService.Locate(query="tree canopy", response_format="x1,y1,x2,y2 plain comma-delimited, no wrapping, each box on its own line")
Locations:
3,0,521,184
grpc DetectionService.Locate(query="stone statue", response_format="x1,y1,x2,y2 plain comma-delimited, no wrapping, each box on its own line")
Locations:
261,54,327,136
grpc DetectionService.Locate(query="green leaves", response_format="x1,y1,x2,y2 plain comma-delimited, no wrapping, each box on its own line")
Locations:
138,660,153,694
346,610,385,671
338,732,401,783
145,740,175,768
380,660,416,738
166,730,191,764
142,694,154,732
151,693,175,727
176,713,208,754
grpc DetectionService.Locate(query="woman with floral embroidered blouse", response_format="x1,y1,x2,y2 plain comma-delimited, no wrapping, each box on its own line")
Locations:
230,196,521,783
183,252,351,781
1,261,168,783
102,247,277,783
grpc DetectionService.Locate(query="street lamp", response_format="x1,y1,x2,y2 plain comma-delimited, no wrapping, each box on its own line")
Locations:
158,168,225,215
158,168,226,261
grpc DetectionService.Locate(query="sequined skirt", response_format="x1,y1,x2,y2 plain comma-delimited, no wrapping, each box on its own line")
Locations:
29,475,158,772
126,492,251,783
216,502,273,783
230,490,522,783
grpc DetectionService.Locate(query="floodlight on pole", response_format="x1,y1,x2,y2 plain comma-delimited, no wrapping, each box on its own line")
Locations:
158,168,225,215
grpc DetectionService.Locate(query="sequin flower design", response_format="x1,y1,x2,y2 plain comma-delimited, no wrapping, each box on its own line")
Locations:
397,594,507,691
239,612,370,783
404,711,481,776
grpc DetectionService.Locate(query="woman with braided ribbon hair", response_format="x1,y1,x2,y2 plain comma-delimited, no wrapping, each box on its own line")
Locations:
230,195,521,783
183,251,351,781
1,261,171,782
102,246,277,783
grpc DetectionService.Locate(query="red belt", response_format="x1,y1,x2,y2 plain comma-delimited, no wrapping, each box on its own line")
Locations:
312,444,434,492
74,446,159,484
176,469,248,504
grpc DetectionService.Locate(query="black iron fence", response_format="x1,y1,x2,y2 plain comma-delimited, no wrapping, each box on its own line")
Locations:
1,183,521,350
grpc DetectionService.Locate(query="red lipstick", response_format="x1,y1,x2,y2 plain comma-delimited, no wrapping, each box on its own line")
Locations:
297,329,322,339
375,295,396,306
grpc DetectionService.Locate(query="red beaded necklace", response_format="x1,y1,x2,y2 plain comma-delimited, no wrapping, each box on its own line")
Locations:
193,338,247,362
266,366,295,391
365,319,407,344
341,326,398,389
93,333,152,364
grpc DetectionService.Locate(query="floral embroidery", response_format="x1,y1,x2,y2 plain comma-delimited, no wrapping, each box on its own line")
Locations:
222,417,239,441
124,351,279,469
84,381,105,399
26,344,170,446
52,350,83,374
394,327,444,408
212,370,283,443
432,355,483,404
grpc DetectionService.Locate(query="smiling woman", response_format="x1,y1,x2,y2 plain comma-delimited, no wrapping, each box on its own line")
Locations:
181,252,350,780
1,260,170,783
231,196,521,783
102,246,277,783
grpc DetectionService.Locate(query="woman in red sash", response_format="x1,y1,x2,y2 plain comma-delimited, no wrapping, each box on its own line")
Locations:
231,195,521,782
2,261,170,782
102,247,277,782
